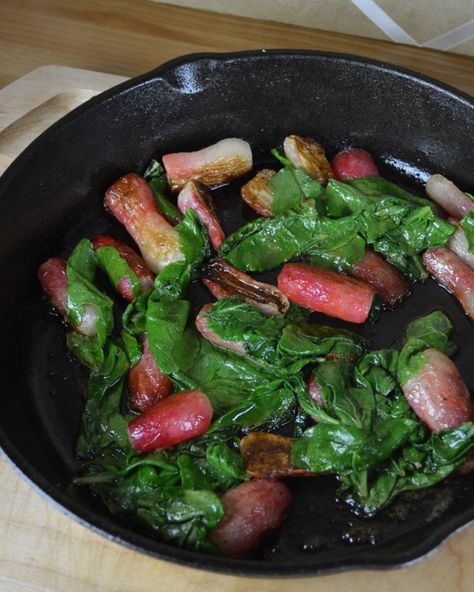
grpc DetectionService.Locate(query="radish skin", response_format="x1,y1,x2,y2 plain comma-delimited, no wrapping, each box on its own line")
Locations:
277,263,376,324
447,218,474,271
209,479,292,557
426,174,474,220
37,257,98,337
402,348,474,432
423,247,474,320
128,390,213,453
177,181,225,250
351,249,409,306
128,335,173,413
332,148,379,180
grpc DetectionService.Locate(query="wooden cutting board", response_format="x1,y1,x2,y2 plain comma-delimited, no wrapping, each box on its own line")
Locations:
1,65,473,592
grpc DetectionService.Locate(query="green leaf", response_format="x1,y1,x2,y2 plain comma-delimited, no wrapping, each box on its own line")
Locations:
346,176,432,208
145,296,277,414
397,311,456,385
292,423,367,472
151,209,210,301
146,298,199,375
324,179,366,216
66,239,114,343
210,380,297,432
144,159,168,193
205,441,248,489
271,147,291,167
95,245,141,299
219,175,454,279
291,311,472,516
461,212,474,253
361,423,474,513
309,234,366,273
66,332,104,370
176,208,210,266
177,454,213,490
76,341,131,459
269,166,322,215
122,290,151,335
202,297,364,374
219,211,319,272
204,297,287,367
121,331,141,366
144,159,183,225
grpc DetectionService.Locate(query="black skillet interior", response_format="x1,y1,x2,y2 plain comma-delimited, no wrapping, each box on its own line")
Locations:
0,50,473,576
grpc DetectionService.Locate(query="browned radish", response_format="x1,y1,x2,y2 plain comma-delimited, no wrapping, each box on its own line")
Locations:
240,433,310,479
177,181,225,250
128,335,173,413
278,263,376,324
209,478,292,557
351,249,409,306
128,390,213,453
162,138,252,192
402,348,474,432
283,135,333,184
423,247,474,319
202,258,289,316
240,168,275,217
104,173,183,273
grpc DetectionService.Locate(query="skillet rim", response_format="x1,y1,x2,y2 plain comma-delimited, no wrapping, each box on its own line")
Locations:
0,49,473,577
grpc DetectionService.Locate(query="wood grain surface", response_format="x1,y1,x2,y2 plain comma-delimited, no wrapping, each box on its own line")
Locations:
1,0,473,95
0,2,473,591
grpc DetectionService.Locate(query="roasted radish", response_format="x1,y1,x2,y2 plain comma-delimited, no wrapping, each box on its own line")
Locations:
128,335,173,413
402,348,474,432
240,169,275,217
128,390,213,453
240,433,310,478
209,478,292,557
277,263,376,324
283,135,333,185
423,247,474,319
351,249,409,306
177,181,225,250
202,258,289,316
104,173,183,273
447,217,474,271
163,138,253,192
37,258,98,337
93,234,154,301
426,174,474,220
332,148,379,180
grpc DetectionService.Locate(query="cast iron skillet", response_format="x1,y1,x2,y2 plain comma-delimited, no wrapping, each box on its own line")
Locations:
0,50,473,576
